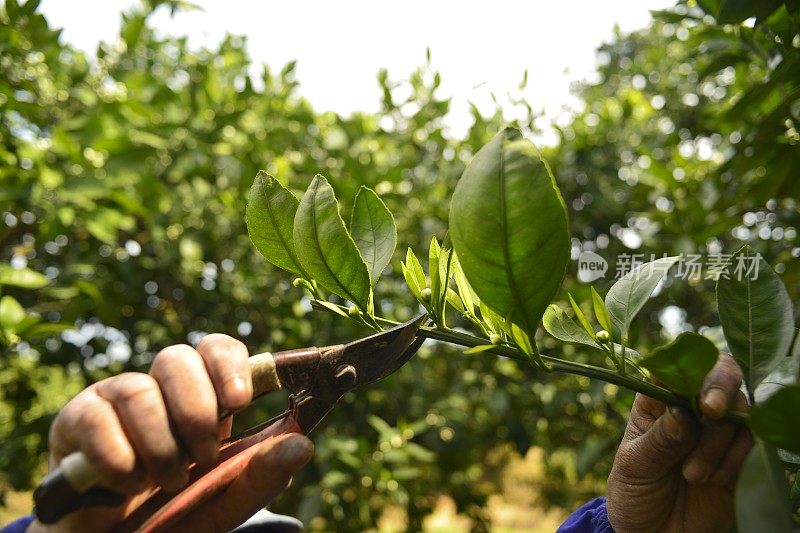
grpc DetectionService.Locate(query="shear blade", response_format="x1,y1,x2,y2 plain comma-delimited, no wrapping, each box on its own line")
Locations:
340,314,427,386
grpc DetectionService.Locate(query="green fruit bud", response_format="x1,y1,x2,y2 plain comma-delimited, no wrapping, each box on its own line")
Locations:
348,306,361,317
595,329,611,343
292,278,304,288
489,333,502,345
420,287,432,301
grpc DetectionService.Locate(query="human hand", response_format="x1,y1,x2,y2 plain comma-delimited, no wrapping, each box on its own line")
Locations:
30,334,313,533
606,353,753,533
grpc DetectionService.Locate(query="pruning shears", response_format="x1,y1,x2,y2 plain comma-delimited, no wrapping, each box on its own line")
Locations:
33,315,427,532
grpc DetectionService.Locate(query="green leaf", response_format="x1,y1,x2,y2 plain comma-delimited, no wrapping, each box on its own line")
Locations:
449,127,570,338
402,248,427,306
312,299,350,318
639,332,719,397
464,344,496,355
446,288,465,315
246,171,310,279
754,336,799,403
735,440,793,533
0,265,49,289
22,322,72,338
429,238,442,315
568,293,595,338
510,323,534,356
605,256,678,339
453,254,477,316
401,263,423,303
436,246,454,325
0,296,26,332
702,0,784,24
350,186,397,285
717,246,795,399
543,304,602,349
294,175,371,311
750,386,800,454
479,301,507,336
590,286,613,336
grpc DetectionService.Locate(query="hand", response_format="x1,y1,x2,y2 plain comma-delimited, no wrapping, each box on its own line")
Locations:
30,334,314,533
606,353,753,533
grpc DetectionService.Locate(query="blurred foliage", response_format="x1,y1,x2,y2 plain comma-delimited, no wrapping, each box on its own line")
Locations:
0,0,797,530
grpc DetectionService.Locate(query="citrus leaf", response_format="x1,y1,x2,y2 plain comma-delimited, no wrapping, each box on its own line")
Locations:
717,246,794,399
0,296,26,332
449,127,570,338
0,265,49,289
605,256,678,339
735,440,793,533
568,293,595,337
510,323,534,356
446,288,465,315
453,254,477,316
639,332,719,397
401,262,423,303
294,175,371,311
750,386,800,454
313,300,350,318
591,286,613,336
464,344,496,355
350,186,397,285
246,171,310,279
543,304,602,349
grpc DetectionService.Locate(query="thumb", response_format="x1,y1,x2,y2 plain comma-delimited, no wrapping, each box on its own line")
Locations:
622,407,698,480
176,433,314,532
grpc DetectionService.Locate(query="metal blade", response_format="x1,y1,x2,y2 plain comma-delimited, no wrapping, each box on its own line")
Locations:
339,314,427,387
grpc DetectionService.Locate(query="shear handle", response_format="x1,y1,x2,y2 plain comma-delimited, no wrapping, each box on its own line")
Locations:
33,345,330,525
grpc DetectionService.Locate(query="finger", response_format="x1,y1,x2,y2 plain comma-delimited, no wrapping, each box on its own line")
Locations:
195,334,252,411
48,389,143,494
709,426,755,489
150,344,220,466
699,353,743,420
615,406,699,481
683,392,747,482
622,393,667,440
219,415,233,440
96,373,187,492
172,433,314,533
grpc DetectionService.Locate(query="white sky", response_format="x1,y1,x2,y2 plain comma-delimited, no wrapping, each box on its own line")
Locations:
40,1,671,142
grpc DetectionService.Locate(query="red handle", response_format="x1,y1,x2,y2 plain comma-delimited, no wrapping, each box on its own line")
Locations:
118,415,302,533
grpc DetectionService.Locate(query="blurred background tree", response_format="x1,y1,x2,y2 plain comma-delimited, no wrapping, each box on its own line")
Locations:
1,0,797,530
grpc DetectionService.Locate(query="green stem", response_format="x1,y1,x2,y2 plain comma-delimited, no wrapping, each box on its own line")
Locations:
311,303,748,424
417,326,747,424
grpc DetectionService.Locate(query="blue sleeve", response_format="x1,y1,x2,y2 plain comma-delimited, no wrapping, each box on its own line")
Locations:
556,497,614,533
1,516,35,533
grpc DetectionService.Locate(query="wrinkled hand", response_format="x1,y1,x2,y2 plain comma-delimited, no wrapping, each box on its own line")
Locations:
31,334,313,533
606,353,753,533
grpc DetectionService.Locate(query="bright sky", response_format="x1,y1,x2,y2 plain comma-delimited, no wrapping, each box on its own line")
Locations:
40,1,671,142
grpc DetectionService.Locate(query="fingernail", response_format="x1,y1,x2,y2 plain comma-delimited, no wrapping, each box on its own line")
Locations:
702,389,727,418
277,434,314,467
225,375,249,407
665,407,686,440
683,461,709,483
